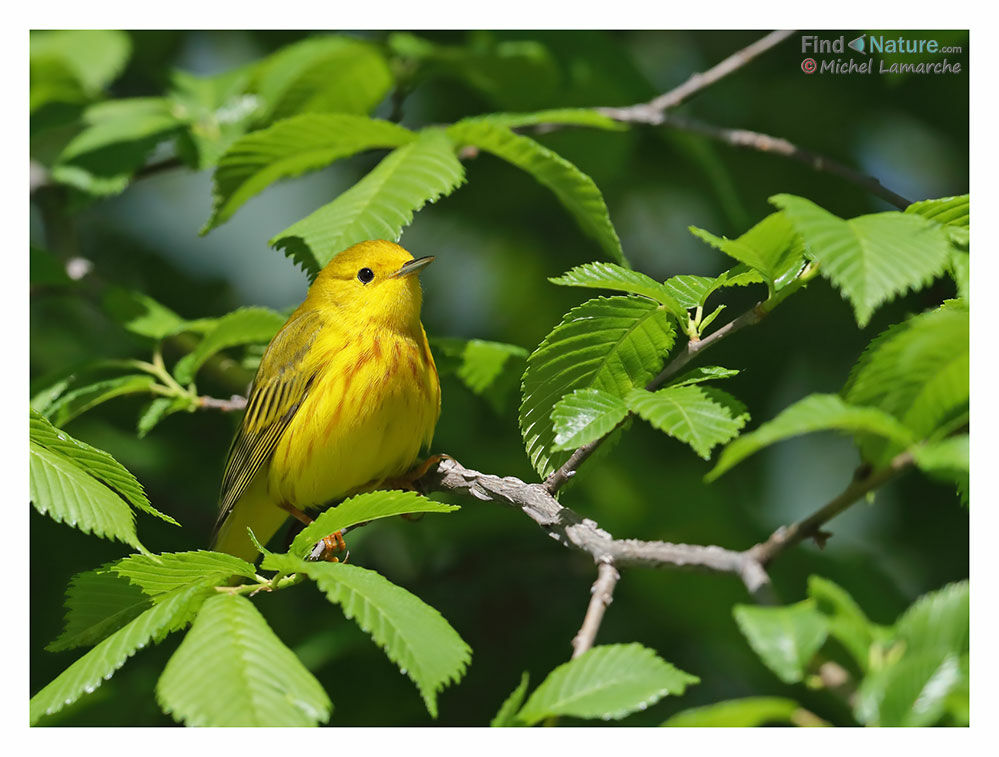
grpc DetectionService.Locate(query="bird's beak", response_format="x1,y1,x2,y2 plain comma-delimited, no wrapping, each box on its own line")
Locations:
391,256,435,278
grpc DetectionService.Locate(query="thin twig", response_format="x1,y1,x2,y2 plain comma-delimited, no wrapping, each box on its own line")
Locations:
659,114,912,209
598,30,795,124
748,451,915,565
571,562,620,658
199,394,248,412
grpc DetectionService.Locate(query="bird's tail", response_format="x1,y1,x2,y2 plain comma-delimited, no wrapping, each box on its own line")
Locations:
211,473,289,563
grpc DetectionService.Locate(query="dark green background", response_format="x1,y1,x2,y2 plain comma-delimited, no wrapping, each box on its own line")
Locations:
30,30,969,726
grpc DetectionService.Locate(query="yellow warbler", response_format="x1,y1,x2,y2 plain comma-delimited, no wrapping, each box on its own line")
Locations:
211,240,441,561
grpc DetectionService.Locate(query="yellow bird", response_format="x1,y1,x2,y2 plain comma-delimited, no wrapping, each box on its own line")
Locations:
211,240,441,562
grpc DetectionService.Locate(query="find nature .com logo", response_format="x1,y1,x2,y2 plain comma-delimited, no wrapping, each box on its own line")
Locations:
800,33,964,75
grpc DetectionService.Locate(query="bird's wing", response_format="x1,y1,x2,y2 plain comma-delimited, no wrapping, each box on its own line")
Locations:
212,308,324,540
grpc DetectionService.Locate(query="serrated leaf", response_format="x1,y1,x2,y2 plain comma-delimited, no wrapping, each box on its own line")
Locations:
30,585,205,724
44,374,158,427
733,600,829,684
551,389,630,451
708,394,916,481
288,490,459,559
261,555,470,718
137,396,191,439
30,410,177,525
47,568,151,652
627,385,749,460
807,576,881,672
519,296,676,478
30,441,144,552
172,307,285,385
549,262,685,319
662,697,811,727
516,643,697,725
689,212,801,288
913,435,969,502
491,672,530,727
459,109,625,132
666,366,740,388
204,114,415,231
772,194,952,327
949,250,969,300
111,550,258,598
905,194,969,246
431,337,527,412
156,593,331,726
448,119,626,266
30,30,131,99
253,36,393,125
271,129,465,277
855,651,964,727
103,287,187,340
844,303,969,465
663,265,767,309
894,580,968,658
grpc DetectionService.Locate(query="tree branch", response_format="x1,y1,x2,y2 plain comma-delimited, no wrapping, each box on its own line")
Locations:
571,562,620,658
657,114,912,209
199,394,248,412
599,30,796,122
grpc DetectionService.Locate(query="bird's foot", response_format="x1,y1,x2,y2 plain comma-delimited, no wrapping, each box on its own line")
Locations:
307,530,349,563
381,453,453,492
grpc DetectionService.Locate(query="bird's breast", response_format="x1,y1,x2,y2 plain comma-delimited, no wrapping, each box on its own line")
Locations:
267,328,440,508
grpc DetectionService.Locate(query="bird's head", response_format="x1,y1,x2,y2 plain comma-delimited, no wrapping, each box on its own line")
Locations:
307,240,434,331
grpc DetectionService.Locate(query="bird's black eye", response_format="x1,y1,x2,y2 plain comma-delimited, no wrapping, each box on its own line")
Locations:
357,267,374,284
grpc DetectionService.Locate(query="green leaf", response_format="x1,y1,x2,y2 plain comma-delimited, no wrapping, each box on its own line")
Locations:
30,585,205,724
708,394,916,481
271,129,465,277
111,550,258,598
204,114,415,231
30,410,176,525
519,296,676,479
44,374,158,427
430,337,527,412
137,396,192,439
30,441,144,552
627,385,750,460
894,580,968,658
666,366,740,388
843,303,969,464
30,245,71,287
253,36,393,124
772,194,952,327
549,262,685,319
387,33,562,111
288,490,459,559
663,697,814,727
157,593,331,726
733,600,829,684
103,287,188,340
172,306,285,385
516,643,698,725
949,250,969,300
663,265,767,309
47,568,151,652
689,212,801,288
913,435,969,502
491,672,530,727
906,194,969,246
551,389,630,451
807,576,882,672
30,30,131,98
855,651,964,727
448,119,626,266
261,555,470,718
459,108,625,132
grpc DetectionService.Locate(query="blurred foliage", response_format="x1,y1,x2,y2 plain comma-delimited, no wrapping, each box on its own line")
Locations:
30,29,968,727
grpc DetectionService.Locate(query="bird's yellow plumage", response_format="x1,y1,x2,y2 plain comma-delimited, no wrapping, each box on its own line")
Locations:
212,240,441,561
